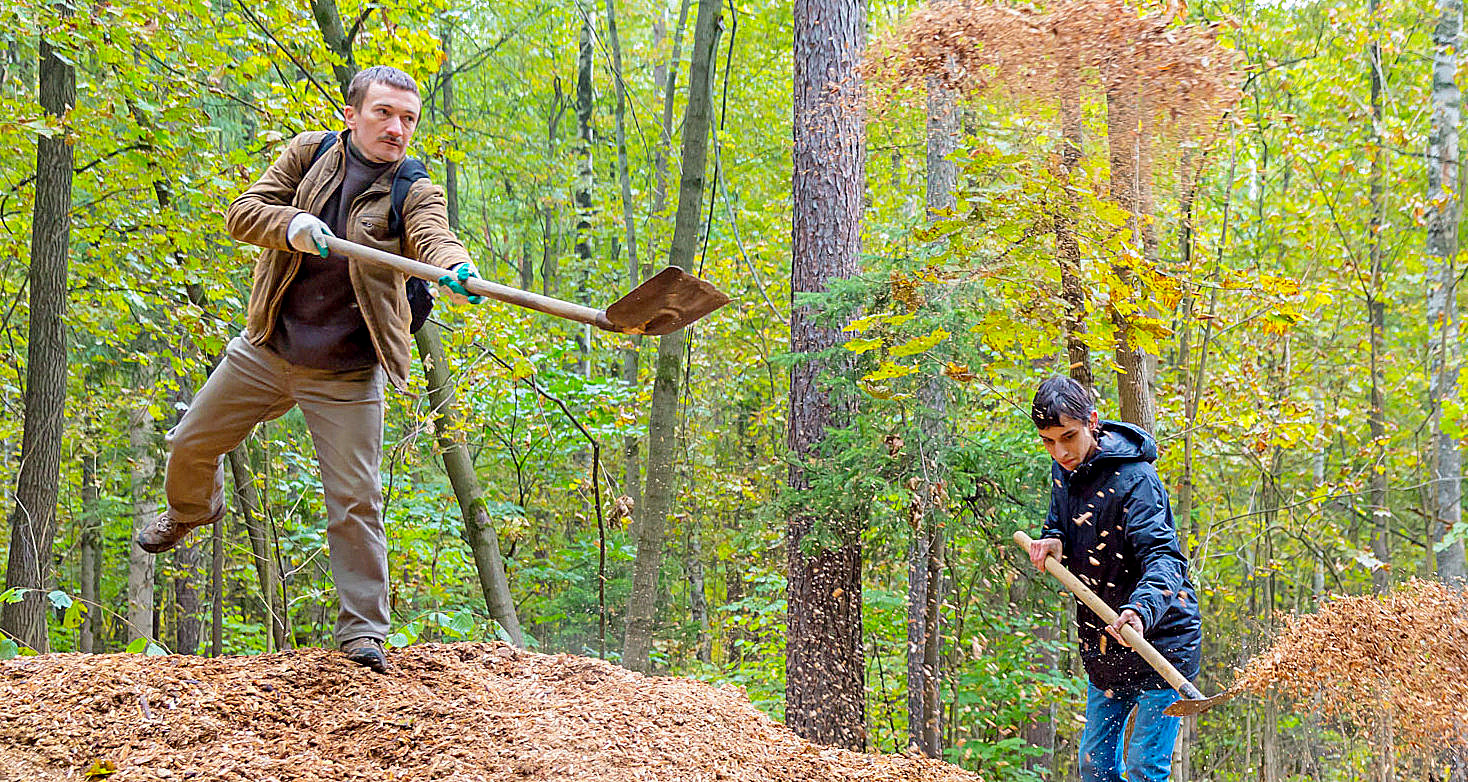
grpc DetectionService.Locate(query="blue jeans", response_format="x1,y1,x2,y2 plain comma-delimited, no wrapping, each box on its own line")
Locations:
1079,683,1181,782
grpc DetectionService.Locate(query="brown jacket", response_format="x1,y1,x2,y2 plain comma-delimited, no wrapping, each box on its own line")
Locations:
226,130,471,391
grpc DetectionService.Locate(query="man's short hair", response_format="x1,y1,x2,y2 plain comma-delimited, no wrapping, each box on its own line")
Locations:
346,66,419,109
1030,376,1095,429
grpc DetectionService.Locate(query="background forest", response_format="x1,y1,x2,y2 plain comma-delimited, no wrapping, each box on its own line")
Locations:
1,0,1466,779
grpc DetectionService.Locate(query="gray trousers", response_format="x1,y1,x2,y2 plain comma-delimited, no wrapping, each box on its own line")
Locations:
165,335,389,643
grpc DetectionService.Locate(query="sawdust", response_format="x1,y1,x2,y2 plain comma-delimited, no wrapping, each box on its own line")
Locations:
0,642,983,782
1234,579,1468,751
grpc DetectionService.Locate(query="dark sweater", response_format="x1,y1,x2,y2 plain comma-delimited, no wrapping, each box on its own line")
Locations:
1040,421,1202,693
268,134,388,370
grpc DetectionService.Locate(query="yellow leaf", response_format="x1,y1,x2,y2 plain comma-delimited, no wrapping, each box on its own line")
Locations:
843,337,883,353
862,361,919,382
889,328,950,357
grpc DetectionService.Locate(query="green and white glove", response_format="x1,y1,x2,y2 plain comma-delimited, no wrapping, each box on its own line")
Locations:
286,213,334,257
437,262,484,304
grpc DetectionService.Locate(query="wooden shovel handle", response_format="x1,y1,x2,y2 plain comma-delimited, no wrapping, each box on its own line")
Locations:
324,236,615,331
1013,530,1205,701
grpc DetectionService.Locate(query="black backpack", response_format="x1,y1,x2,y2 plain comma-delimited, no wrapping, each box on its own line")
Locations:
307,131,434,333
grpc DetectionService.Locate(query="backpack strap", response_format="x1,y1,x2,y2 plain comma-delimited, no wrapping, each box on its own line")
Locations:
309,131,339,169
389,158,429,238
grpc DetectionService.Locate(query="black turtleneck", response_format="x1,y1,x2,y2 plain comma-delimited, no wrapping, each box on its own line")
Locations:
269,134,390,370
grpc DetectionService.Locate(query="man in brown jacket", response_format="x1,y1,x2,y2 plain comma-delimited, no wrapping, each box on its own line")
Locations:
135,66,476,673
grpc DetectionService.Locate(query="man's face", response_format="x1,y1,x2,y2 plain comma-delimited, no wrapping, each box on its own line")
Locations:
344,82,421,163
1037,411,1099,472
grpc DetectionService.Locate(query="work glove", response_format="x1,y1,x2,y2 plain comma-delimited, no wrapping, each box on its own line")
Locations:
437,261,484,305
286,213,334,258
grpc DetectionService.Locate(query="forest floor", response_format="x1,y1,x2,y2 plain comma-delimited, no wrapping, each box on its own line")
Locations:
0,641,981,782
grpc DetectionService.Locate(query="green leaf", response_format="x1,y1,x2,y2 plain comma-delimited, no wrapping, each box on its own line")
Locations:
145,643,168,656
385,632,412,648
125,637,148,654
47,590,73,610
63,602,87,630
888,328,950,358
0,639,18,660
0,587,28,604
446,611,475,636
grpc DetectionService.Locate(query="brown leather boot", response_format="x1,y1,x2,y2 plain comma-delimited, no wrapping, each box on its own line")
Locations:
134,506,225,554
341,637,389,673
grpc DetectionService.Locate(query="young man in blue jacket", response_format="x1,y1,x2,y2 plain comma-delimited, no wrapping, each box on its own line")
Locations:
1025,376,1201,782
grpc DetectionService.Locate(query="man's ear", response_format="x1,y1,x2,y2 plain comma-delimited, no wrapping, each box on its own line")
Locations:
1089,410,1100,434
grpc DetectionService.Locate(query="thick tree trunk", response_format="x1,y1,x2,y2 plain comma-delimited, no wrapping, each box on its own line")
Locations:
415,324,524,647
1,12,75,652
127,407,158,645
79,448,100,653
1427,0,1468,586
621,0,722,674
1367,0,1393,596
1105,84,1156,432
229,447,289,651
787,0,866,750
173,535,204,654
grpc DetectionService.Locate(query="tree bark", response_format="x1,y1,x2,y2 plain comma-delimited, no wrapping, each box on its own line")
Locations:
787,0,866,750
906,68,956,760
173,534,204,654
1,7,75,652
415,324,525,647
621,0,722,674
607,0,645,523
573,7,596,375
127,406,158,646
687,522,711,663
442,26,461,232
1427,0,1468,586
79,448,100,653
1056,54,1090,390
211,509,223,657
310,0,357,102
1367,0,1393,596
1105,84,1156,432
229,447,289,651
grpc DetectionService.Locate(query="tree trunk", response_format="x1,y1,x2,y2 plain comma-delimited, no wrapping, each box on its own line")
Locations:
906,67,957,760
1367,0,1393,596
687,522,711,663
442,26,461,232
573,7,596,376
127,406,158,646
211,509,223,657
229,447,289,651
1105,84,1156,432
310,0,357,102
607,0,645,521
787,0,866,750
621,0,722,674
1056,55,1090,390
173,534,204,654
1427,0,1468,586
1,9,75,652
416,324,525,647
79,448,100,653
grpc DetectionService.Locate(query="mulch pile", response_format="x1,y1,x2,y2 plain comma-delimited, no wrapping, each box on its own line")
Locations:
1233,579,1468,751
0,642,982,782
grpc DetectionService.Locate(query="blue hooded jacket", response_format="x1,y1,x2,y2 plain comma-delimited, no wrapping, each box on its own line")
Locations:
1041,420,1202,692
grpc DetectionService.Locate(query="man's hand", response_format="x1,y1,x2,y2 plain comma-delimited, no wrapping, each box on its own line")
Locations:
436,261,484,305
1028,537,1062,572
287,213,334,258
1104,608,1145,647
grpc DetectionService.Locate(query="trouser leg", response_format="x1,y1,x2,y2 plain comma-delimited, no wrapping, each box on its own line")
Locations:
294,364,388,643
1124,688,1183,782
1079,683,1135,782
165,337,294,524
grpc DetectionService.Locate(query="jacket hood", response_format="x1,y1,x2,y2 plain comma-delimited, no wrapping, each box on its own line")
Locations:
1069,420,1156,478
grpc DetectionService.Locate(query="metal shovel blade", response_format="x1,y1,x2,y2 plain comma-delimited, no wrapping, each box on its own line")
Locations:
1163,689,1237,717
603,266,731,336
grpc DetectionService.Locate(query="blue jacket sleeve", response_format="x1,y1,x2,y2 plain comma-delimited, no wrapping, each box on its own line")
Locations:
1118,469,1190,632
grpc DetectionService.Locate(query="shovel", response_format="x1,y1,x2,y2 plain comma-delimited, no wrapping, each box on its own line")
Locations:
324,236,730,336
1013,531,1237,717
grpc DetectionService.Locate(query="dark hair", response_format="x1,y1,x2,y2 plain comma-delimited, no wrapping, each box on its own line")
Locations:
1030,376,1095,429
346,66,419,109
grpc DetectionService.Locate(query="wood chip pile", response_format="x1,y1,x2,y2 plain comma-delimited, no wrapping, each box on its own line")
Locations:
0,642,983,782
1234,579,1468,751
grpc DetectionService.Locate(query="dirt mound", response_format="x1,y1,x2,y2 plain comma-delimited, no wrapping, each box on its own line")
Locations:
1234,579,1468,751
0,642,981,781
